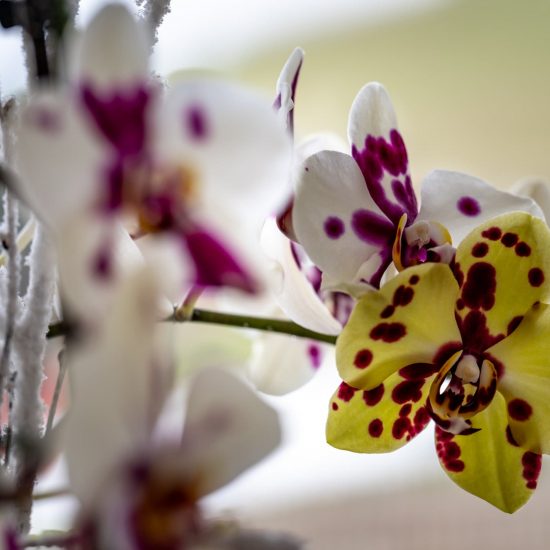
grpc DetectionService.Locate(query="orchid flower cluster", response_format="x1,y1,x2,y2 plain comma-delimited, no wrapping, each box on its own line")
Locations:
0,0,549,548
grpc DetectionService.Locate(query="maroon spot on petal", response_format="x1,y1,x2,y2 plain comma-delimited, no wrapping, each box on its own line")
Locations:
501,232,518,247
186,105,208,140
350,209,395,245
399,403,412,417
461,262,497,310
515,242,531,257
456,299,465,310
370,322,407,342
507,316,524,335
323,216,345,239
472,242,489,258
368,418,384,438
305,167,309,172
392,417,411,440
446,460,465,473
337,382,357,402
363,384,385,406
409,274,420,285
331,402,339,411
308,344,322,369
528,268,545,287
453,262,464,287
508,398,533,421
482,226,502,241
391,380,423,404
445,441,461,460
505,425,519,447
458,310,504,355
457,196,481,217
354,349,373,369
399,363,439,380
522,452,542,488
413,407,431,431
393,285,414,307
380,305,395,319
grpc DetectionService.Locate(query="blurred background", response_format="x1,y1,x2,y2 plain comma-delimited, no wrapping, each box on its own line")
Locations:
2,0,550,547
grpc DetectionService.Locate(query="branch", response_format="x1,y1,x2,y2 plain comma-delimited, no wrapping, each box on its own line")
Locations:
47,308,338,345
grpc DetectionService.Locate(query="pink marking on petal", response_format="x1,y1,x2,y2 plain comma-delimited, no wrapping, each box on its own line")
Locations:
185,105,209,141
457,196,481,217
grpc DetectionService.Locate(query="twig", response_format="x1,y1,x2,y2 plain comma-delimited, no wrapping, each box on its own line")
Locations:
48,308,338,345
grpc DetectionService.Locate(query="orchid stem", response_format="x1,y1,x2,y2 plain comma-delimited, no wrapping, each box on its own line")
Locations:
47,309,338,345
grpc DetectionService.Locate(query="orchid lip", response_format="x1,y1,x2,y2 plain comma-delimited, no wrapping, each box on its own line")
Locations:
428,350,498,432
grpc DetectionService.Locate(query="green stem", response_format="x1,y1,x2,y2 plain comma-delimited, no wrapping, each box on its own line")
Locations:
47,309,337,345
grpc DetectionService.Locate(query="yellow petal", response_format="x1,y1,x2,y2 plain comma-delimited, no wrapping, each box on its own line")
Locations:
327,365,436,453
488,302,550,453
454,212,550,343
336,262,461,390
436,392,539,513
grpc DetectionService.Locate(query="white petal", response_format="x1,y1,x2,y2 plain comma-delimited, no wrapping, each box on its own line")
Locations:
57,218,147,322
63,268,160,504
293,150,394,287
180,368,280,497
14,91,106,227
348,82,398,150
418,170,545,245
75,4,149,89
512,177,550,225
275,47,304,126
260,218,341,335
347,83,416,224
156,78,292,223
248,334,327,395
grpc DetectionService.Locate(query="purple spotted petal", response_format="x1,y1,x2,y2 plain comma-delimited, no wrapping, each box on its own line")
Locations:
181,227,257,293
419,170,545,246
348,83,418,225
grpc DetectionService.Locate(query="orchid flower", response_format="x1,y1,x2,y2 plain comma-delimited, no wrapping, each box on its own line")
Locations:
292,82,543,295
14,4,291,319
63,268,280,548
327,212,550,512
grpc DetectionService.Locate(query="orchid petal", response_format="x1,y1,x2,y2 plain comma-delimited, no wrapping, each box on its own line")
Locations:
63,268,161,505
488,302,550,454
248,334,326,395
57,218,147,321
419,170,544,245
336,263,461,390
181,368,280,497
435,393,539,513
327,368,434,453
348,83,416,224
512,177,550,225
15,92,105,227
454,212,550,344
261,218,341,335
293,150,394,288
75,4,149,89
274,47,304,131
157,78,292,224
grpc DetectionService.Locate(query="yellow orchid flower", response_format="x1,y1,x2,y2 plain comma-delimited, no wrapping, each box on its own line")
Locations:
327,211,550,513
